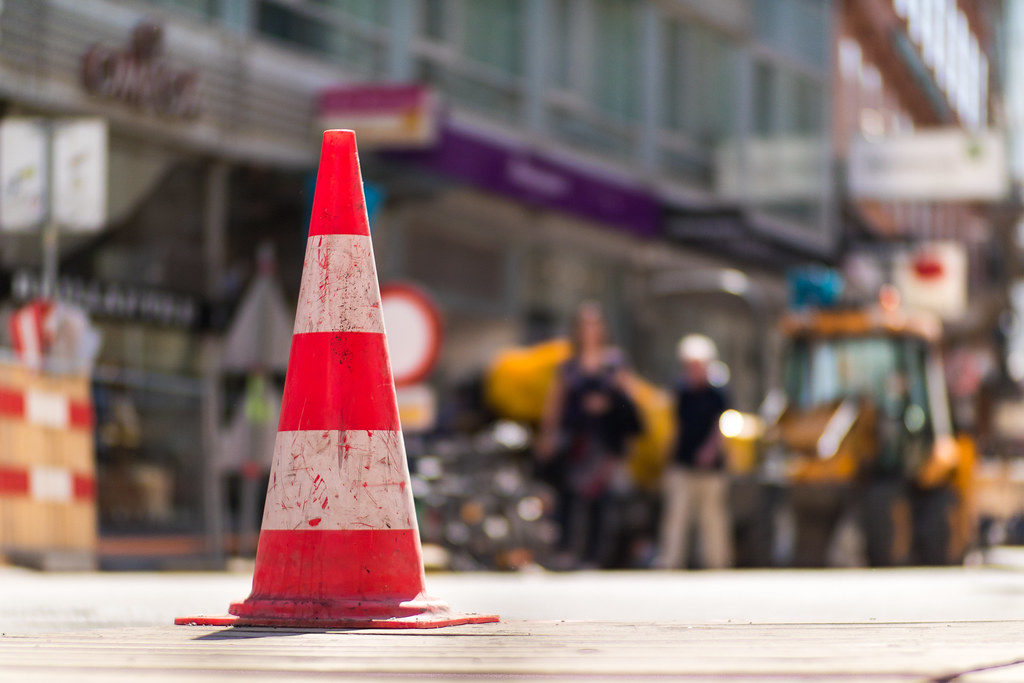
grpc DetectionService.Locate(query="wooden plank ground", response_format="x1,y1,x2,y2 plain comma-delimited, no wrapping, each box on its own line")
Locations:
4,568,1024,680
3,620,1024,680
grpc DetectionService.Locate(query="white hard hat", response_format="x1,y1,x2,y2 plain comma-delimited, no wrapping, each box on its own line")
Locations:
678,334,718,363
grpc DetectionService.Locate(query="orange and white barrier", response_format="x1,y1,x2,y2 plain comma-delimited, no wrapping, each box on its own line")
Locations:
0,385,93,431
0,465,95,503
0,362,96,568
178,130,497,629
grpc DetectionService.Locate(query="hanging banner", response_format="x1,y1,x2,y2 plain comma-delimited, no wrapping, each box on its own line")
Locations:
53,119,108,232
0,119,47,232
0,117,107,233
849,129,1008,201
317,84,437,148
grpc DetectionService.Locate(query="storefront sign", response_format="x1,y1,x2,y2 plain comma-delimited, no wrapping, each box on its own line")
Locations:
893,242,967,320
317,84,437,148
81,22,201,119
392,120,660,237
849,129,1008,201
716,136,827,203
10,270,199,328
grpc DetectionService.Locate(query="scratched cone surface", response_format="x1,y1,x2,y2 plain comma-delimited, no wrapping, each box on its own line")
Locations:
177,131,496,629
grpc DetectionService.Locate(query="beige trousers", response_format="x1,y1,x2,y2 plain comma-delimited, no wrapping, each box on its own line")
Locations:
657,466,733,569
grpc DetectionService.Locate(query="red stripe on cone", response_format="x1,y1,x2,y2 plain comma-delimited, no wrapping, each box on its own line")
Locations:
235,529,424,609
278,331,399,432
307,131,370,238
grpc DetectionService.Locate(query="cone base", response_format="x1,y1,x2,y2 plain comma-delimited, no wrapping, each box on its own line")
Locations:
174,612,498,629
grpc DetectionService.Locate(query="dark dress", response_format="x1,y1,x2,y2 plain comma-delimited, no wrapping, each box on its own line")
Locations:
554,349,641,566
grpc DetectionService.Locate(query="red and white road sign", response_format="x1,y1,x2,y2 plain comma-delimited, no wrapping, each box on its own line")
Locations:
380,283,442,387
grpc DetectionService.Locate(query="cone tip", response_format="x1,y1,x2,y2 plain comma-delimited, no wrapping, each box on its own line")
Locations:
322,129,357,147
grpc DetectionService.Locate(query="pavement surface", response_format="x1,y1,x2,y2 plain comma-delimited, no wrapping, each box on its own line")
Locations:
5,564,1024,680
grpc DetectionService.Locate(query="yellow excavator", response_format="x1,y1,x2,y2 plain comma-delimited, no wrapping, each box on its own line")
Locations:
760,299,976,566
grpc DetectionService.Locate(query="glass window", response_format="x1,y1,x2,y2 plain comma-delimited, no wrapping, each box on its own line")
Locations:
664,18,738,143
149,0,216,19
663,20,688,132
460,0,524,75
312,0,388,25
794,76,823,135
256,1,384,74
550,0,574,89
690,23,736,142
422,0,448,41
754,0,829,67
787,335,933,436
753,61,775,136
591,0,639,121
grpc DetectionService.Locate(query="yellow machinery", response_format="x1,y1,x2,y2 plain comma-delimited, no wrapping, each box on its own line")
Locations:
764,304,975,565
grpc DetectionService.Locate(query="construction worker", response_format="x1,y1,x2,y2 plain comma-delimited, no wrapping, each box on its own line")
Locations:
656,334,733,570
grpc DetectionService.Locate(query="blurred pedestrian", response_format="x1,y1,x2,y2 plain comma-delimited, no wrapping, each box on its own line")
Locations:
538,302,642,568
656,334,733,569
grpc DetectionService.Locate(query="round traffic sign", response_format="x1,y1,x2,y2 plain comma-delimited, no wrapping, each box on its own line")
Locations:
380,283,442,387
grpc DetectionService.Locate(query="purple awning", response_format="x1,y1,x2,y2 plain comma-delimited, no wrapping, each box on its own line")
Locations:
389,120,660,238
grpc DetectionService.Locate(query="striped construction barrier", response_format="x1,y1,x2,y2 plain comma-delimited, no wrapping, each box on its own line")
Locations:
0,385,93,430
177,130,497,629
0,363,97,570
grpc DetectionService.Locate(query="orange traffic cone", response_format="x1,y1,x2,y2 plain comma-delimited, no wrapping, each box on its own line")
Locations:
178,131,498,629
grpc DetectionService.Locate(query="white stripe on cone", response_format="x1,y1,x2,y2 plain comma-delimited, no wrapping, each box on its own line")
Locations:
25,390,70,429
262,430,416,531
294,234,385,335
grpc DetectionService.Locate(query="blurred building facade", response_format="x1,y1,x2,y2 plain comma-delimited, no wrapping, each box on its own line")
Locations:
835,0,1008,441
0,0,1013,557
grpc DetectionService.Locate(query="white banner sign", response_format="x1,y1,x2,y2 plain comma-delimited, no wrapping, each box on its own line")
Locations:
0,119,47,231
716,136,828,203
53,120,108,232
0,117,107,232
849,129,1008,201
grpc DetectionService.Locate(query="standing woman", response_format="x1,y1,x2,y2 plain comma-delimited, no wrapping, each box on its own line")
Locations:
538,302,642,568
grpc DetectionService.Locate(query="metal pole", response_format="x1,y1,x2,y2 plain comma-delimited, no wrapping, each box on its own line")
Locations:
41,121,58,299
200,338,226,565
